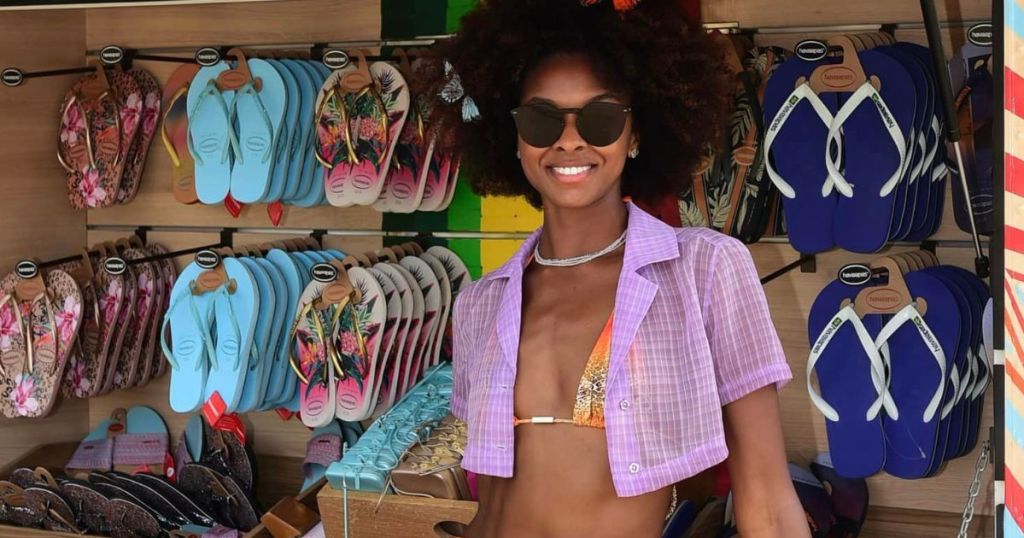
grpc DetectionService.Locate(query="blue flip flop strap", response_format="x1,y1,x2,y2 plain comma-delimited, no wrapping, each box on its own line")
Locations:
874,303,946,422
215,284,257,372
763,82,837,200
187,80,241,167
231,82,278,165
806,305,896,422
826,82,908,199
160,287,216,372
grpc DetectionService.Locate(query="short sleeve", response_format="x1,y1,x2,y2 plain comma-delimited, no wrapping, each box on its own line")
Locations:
702,237,792,405
450,291,471,420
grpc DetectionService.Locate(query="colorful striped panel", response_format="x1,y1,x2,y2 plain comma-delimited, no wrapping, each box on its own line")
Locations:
1008,0,1024,527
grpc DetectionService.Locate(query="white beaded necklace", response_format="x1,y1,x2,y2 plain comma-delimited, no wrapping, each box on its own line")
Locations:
532,230,627,268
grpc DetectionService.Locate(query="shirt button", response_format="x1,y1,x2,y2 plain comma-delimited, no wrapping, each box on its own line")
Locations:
619,400,631,411
495,444,507,451
628,463,641,474
499,384,509,390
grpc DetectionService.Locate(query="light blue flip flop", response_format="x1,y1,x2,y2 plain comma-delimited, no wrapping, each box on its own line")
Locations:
188,63,238,205
230,58,287,204
292,61,330,208
308,62,333,206
204,258,259,414
279,59,317,203
234,257,276,413
162,261,217,413
253,257,288,409
261,60,301,204
261,250,303,409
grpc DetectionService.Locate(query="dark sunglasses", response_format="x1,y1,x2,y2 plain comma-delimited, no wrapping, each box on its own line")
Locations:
510,101,632,148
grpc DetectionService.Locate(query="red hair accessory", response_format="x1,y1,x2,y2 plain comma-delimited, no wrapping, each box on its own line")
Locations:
580,0,642,13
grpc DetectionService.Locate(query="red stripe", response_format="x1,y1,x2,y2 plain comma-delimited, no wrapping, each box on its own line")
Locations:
1008,154,1024,199
1009,468,1024,529
1005,278,1024,335
1009,268,1024,283
1009,360,1024,397
1007,66,1024,119
1010,226,1024,256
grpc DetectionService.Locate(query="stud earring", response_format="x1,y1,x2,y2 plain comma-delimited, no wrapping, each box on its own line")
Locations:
516,150,521,159
628,147,639,159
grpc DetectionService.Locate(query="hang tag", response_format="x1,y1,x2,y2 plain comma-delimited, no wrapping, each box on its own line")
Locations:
164,452,178,483
837,264,872,286
195,47,221,66
275,408,295,421
224,194,244,218
795,40,828,62
322,49,350,70
214,413,247,446
1,68,24,88
968,23,993,47
104,257,128,276
202,392,227,427
267,201,284,227
99,45,125,66
106,408,127,438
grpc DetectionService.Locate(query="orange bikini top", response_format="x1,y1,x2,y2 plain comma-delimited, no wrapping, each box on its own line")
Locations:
513,314,613,430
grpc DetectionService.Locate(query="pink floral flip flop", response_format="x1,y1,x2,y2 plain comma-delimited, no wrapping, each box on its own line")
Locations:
116,68,161,205
321,52,410,207
95,246,136,396
112,247,158,391
148,245,177,381
0,266,83,418
59,253,103,399
58,66,125,209
334,266,386,422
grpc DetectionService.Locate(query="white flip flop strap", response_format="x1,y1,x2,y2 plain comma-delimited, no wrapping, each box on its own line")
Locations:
874,304,946,422
764,82,836,200
160,288,216,372
826,83,908,199
942,363,961,420
930,117,949,182
973,343,991,399
909,131,926,185
187,80,241,166
806,305,892,422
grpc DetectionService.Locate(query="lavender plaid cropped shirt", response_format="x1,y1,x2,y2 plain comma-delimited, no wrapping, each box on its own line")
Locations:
450,202,792,497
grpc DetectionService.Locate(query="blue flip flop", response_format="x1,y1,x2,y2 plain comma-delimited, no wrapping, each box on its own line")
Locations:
260,250,303,409
253,258,288,406
827,50,915,253
763,57,839,254
187,63,238,205
892,44,940,242
234,257,276,413
230,59,287,204
279,60,317,204
308,62,334,206
662,500,697,538
876,271,960,479
277,251,318,410
162,261,217,413
261,60,301,204
807,279,896,478
203,258,259,414
949,267,991,456
292,61,331,208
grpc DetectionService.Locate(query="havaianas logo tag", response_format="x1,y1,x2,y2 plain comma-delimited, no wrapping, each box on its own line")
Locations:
769,96,800,133
812,317,844,354
912,315,942,354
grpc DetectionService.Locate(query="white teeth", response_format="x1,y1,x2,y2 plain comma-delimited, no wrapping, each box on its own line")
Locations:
552,165,593,176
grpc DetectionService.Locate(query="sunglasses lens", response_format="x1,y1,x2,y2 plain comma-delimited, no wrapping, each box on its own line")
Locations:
577,102,629,147
512,105,564,147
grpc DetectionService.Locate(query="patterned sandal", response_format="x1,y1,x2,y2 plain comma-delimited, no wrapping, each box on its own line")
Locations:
116,68,162,205
114,246,159,391
58,66,125,209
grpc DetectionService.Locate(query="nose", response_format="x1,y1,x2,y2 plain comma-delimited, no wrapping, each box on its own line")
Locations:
552,113,586,152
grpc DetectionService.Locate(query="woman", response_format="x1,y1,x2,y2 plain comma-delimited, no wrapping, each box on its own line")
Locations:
430,1,808,536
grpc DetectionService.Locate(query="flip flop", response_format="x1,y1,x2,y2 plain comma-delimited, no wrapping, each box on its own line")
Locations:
131,472,216,527
273,59,312,204
419,252,452,371
59,69,125,209
302,421,343,492
229,58,287,204
291,270,340,427
99,253,138,396
417,148,451,212
116,68,161,205
234,257,277,413
188,62,238,205
876,271,960,479
363,267,401,419
371,262,413,417
204,258,259,414
400,256,441,382
762,56,839,253
162,261,217,413
373,92,435,213
807,278,896,478
25,269,84,418
826,50,915,253
332,265,386,422
66,413,120,478
290,59,333,207
810,453,868,538
112,249,157,392
161,63,202,205
389,261,426,399
276,250,318,410
948,41,994,236
313,66,355,205
112,405,170,476
175,414,206,471
149,246,178,382
324,56,410,206
260,59,301,205
60,478,114,534
436,154,462,212
57,254,104,399
789,464,831,538
261,249,303,409
107,69,143,198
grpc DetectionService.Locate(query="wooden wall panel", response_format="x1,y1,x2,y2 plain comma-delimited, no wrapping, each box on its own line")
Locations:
702,0,991,27
86,0,380,50
0,9,91,468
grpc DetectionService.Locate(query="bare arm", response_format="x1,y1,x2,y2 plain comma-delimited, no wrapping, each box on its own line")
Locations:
724,385,810,538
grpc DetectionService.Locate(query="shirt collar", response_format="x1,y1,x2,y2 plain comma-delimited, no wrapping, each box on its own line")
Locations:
482,201,680,281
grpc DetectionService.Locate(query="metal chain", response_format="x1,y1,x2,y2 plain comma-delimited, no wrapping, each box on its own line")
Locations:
957,440,991,538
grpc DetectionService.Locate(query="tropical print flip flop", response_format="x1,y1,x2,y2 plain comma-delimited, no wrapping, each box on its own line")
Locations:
116,68,162,205
58,69,125,209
